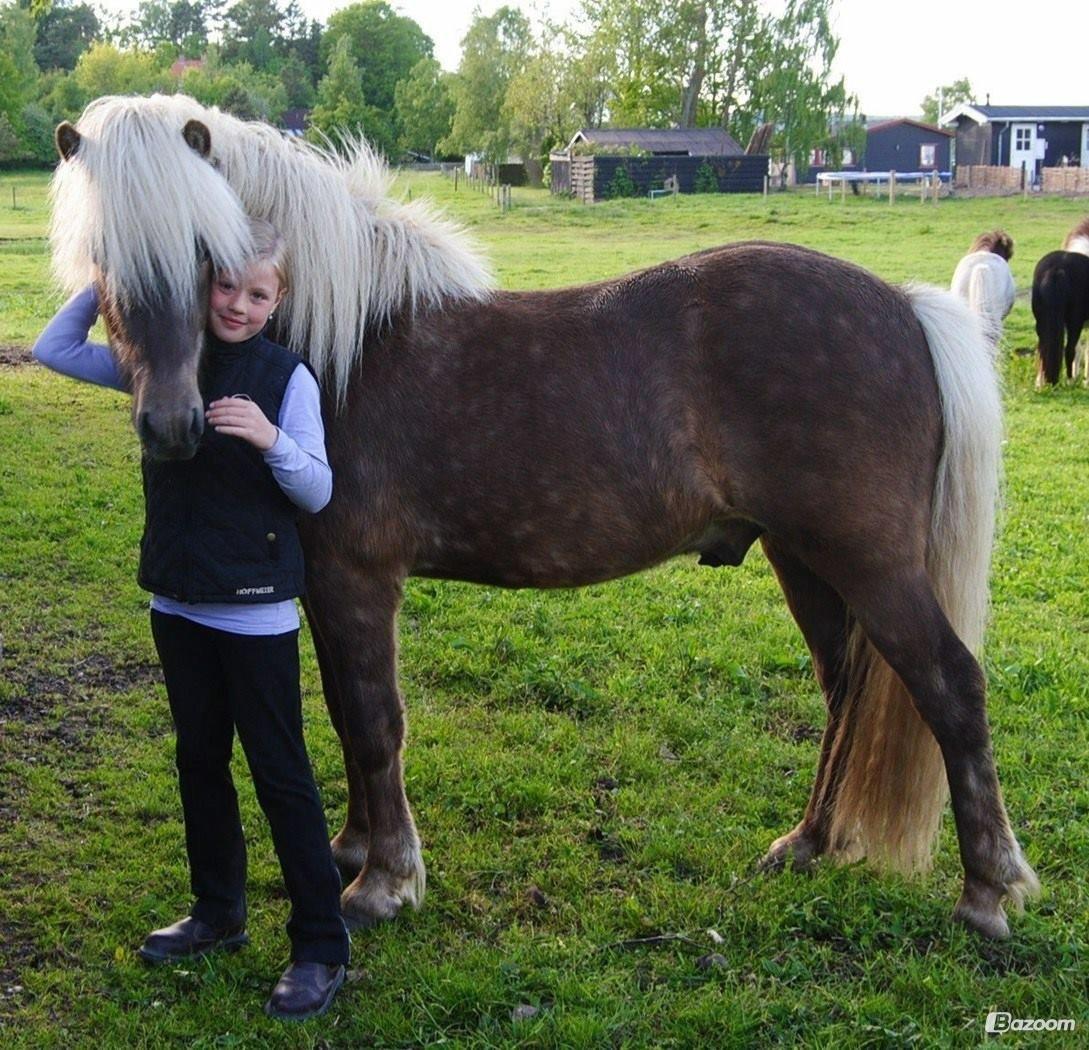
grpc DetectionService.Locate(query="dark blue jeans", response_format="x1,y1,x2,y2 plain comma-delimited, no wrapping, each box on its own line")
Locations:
150,609,349,965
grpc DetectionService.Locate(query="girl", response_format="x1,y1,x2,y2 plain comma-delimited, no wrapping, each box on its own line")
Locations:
33,218,349,1022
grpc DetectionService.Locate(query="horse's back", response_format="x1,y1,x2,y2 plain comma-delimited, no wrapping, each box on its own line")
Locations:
326,241,943,584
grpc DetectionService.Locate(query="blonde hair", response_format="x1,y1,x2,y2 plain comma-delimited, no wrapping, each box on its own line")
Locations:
247,216,290,295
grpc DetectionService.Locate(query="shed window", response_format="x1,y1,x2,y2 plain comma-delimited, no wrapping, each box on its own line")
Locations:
920,143,936,167
842,149,855,165
1015,127,1032,150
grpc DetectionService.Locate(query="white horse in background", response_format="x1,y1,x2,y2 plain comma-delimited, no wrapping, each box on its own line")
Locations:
950,230,1016,344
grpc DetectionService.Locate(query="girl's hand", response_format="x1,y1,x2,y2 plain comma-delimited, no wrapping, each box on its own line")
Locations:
206,397,278,451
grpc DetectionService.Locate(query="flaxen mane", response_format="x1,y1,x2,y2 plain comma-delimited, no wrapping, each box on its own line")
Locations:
50,95,251,310
52,94,494,401
969,229,1014,260
1063,216,1089,257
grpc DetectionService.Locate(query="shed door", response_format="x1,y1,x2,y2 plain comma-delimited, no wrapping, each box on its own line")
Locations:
1009,123,1035,174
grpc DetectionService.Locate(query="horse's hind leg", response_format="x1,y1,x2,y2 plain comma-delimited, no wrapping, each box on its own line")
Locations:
845,569,1037,939
305,564,424,927
302,595,369,885
759,539,852,871
1064,323,1081,380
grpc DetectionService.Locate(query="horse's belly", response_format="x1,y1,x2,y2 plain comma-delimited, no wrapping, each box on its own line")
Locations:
410,504,722,589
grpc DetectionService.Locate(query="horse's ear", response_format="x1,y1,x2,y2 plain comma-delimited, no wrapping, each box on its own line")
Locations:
182,119,211,158
55,121,81,161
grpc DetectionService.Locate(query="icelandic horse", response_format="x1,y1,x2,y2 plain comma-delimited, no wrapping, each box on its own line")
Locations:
949,229,1016,343
47,95,1039,941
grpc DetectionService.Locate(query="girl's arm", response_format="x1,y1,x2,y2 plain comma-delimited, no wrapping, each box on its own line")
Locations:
31,287,127,391
263,365,333,514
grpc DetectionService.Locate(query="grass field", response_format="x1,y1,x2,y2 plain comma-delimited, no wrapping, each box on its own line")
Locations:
1,168,1087,1048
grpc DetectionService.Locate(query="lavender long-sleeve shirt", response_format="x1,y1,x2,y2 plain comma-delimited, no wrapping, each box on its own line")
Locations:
32,287,332,635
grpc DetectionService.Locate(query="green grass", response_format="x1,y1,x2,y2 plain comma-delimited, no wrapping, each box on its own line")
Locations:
2,169,1087,1047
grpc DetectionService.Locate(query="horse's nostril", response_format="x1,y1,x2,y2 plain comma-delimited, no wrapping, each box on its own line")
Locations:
138,411,154,442
189,406,203,441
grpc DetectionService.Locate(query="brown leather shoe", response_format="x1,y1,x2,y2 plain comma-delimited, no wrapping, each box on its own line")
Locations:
264,961,345,1021
137,916,248,965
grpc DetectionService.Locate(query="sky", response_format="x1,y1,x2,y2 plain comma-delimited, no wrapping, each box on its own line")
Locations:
105,0,1089,118
291,0,1089,119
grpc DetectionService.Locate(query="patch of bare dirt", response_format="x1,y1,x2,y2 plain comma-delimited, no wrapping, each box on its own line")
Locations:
0,345,32,366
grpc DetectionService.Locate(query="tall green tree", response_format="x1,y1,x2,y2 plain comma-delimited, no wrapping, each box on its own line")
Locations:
444,5,532,163
394,56,454,158
321,2,432,114
743,0,850,174
503,40,570,184
308,32,395,154
921,78,973,124
130,0,209,54
32,1,99,72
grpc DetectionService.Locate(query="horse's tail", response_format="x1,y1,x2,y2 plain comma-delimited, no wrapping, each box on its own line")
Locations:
826,286,1001,873
967,262,1002,345
1032,260,1068,381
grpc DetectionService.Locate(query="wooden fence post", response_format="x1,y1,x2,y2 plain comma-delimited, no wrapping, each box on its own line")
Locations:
888,171,896,204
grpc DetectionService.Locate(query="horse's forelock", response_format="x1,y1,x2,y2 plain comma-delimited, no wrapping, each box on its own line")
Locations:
49,94,252,312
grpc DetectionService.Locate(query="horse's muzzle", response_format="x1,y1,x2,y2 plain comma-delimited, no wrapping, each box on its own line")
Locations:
138,406,203,461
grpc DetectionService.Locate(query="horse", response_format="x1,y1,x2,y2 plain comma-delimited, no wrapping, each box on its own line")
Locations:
949,230,1016,343
48,94,1038,942
1062,216,1089,257
1031,250,1089,386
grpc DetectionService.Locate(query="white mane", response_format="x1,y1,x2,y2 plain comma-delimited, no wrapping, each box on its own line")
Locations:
50,94,252,310
51,93,495,400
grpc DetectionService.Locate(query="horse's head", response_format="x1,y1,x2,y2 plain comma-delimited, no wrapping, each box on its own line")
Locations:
51,95,251,461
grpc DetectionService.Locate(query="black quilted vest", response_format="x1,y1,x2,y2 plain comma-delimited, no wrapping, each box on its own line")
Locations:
138,330,307,603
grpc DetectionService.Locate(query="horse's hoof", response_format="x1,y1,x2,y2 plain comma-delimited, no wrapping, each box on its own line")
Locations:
953,875,1018,940
341,859,426,928
953,896,1011,940
759,827,819,873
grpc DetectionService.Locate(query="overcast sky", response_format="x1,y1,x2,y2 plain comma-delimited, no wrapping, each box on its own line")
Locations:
110,0,1089,118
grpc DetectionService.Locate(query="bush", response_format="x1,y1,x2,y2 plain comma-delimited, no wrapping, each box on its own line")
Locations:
605,164,637,199
694,160,718,193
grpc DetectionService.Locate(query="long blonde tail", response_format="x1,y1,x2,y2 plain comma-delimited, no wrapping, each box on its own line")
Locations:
825,287,1001,872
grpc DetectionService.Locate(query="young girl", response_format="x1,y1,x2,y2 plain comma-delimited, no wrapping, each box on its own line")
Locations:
33,218,349,1021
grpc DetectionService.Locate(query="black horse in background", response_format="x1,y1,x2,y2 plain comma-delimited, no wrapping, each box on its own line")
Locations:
1031,250,1089,386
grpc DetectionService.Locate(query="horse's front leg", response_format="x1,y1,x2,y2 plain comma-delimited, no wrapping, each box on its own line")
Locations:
305,562,424,927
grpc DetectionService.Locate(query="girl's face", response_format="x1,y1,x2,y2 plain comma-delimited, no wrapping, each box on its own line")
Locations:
207,260,284,344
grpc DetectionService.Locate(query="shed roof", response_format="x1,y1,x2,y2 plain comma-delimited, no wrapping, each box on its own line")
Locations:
866,117,953,138
567,127,744,155
940,104,1089,125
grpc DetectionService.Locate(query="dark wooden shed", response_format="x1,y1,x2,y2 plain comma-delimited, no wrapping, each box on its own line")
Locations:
550,127,766,201
941,104,1089,185
804,118,951,183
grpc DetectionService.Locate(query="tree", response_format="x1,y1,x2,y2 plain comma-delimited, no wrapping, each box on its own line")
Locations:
921,78,973,124
444,6,532,163
308,33,394,153
221,0,285,69
71,41,165,98
33,1,99,72
0,3,38,97
321,2,432,114
394,56,454,158
743,0,850,176
130,0,210,54
503,42,570,185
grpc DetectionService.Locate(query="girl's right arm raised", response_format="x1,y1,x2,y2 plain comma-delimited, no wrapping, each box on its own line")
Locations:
32,286,127,392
